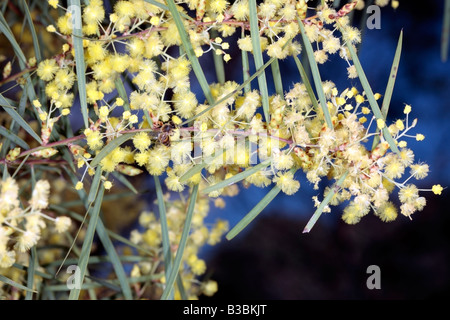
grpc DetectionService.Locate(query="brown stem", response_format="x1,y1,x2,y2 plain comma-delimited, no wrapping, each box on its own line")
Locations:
0,124,296,166
6,159,70,166
190,16,320,29
0,134,86,165
0,126,162,165
110,27,168,42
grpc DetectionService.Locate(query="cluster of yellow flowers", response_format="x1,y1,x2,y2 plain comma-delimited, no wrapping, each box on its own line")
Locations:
0,0,442,299
39,0,435,217
129,193,228,298
0,178,71,269
43,0,439,270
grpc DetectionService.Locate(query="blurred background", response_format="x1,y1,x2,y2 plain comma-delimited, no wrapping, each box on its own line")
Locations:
197,0,450,299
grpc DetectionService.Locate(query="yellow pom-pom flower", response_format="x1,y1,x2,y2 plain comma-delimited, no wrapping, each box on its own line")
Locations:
55,217,72,233
46,25,57,33
57,13,73,35
132,132,151,152
416,134,425,141
86,130,104,150
273,171,300,195
37,59,59,81
404,104,412,114
48,0,58,9
377,202,398,222
377,118,385,130
103,181,113,190
75,181,84,190
432,184,443,195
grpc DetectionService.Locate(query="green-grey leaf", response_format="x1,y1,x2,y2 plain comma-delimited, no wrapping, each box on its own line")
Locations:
85,275,121,292
1,1,7,14
226,184,281,240
1,106,43,144
201,158,272,194
46,255,149,268
143,109,153,128
211,30,225,84
62,167,150,302
0,125,30,150
241,34,251,94
114,77,131,112
0,94,17,109
343,33,400,154
154,175,186,297
297,17,333,128
154,175,172,283
68,0,89,129
68,186,105,300
179,148,225,183
271,58,284,97
11,154,31,179
25,247,37,300
90,133,135,167
56,191,134,208
212,49,225,84
293,55,320,111
111,172,138,194
176,275,187,300
0,274,37,293
302,171,349,233
372,30,403,150
249,0,270,122
87,166,103,204
22,0,42,62
45,274,160,291
94,211,133,299
13,263,52,280
161,184,199,300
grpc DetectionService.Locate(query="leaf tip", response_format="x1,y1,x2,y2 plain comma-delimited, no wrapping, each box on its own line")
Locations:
225,230,235,241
